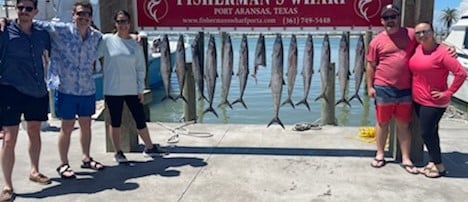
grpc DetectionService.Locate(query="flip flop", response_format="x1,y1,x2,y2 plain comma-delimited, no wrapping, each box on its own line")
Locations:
423,168,447,178
370,158,386,168
400,164,419,175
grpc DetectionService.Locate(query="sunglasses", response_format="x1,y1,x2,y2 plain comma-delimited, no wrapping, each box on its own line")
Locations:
16,6,34,12
415,30,432,36
75,11,92,17
382,14,398,20
115,19,129,25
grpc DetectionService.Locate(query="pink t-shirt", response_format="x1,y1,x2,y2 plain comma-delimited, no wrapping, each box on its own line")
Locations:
366,27,417,89
409,44,467,107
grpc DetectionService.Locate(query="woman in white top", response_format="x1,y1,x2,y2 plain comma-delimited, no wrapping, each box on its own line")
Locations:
97,10,166,163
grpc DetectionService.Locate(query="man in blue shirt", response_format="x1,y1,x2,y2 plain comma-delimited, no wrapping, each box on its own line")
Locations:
35,0,105,179
0,0,51,201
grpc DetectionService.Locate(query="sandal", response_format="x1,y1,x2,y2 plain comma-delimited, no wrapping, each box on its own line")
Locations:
370,158,386,168
29,173,52,185
400,164,419,175
56,164,76,179
423,168,447,178
0,189,15,202
81,158,105,170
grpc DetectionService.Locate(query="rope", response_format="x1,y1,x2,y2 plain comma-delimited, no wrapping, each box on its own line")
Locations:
292,118,322,131
155,121,214,144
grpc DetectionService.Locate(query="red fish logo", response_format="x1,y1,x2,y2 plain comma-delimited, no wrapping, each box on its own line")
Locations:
354,0,382,22
144,0,169,23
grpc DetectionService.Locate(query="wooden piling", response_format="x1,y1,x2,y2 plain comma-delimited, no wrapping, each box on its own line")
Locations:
184,63,196,122
321,63,336,125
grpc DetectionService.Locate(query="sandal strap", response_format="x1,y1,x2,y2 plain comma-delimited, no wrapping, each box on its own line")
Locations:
57,164,72,174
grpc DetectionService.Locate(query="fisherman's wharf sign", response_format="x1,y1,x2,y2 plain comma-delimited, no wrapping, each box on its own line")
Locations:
136,0,393,30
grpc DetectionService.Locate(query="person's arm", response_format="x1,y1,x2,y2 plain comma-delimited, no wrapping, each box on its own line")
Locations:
440,41,457,58
135,44,146,103
366,61,377,98
433,55,467,99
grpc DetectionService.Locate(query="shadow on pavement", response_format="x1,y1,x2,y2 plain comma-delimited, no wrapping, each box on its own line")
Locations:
17,156,207,199
166,146,376,157
440,151,468,178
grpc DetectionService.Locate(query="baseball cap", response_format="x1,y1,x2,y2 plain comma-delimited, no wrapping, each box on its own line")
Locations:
381,4,400,17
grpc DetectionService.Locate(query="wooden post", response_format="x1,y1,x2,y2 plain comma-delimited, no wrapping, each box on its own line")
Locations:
321,63,336,125
184,63,196,122
140,34,150,89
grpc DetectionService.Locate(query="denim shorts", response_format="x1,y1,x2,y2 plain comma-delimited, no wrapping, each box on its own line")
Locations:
55,92,95,120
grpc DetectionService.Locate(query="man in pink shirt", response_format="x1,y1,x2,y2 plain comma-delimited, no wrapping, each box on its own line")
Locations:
366,4,419,174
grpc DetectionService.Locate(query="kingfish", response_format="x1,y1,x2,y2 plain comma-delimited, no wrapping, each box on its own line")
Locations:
159,34,175,101
349,34,365,105
232,34,249,109
336,32,351,107
267,34,285,129
252,33,266,83
281,34,298,109
203,35,218,118
314,34,331,103
219,34,234,108
191,33,207,101
175,34,188,103
296,34,314,111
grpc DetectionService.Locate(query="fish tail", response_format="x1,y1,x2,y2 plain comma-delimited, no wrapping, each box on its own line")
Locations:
281,98,295,109
335,98,351,107
295,98,310,111
232,98,248,109
349,94,363,105
203,106,219,118
267,116,285,129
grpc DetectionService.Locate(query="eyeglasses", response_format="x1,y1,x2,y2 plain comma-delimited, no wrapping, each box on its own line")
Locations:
16,6,34,12
75,11,92,17
415,30,433,36
115,20,129,25
382,14,398,20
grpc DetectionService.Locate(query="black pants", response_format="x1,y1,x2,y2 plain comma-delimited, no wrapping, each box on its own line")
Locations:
414,103,446,164
105,95,147,129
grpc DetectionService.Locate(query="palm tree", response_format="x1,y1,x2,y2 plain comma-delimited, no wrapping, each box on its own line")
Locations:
440,8,458,33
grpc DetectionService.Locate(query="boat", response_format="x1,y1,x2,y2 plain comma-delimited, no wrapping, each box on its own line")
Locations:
442,12,468,108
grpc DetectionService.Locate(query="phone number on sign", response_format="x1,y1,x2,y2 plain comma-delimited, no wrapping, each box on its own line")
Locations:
282,17,331,25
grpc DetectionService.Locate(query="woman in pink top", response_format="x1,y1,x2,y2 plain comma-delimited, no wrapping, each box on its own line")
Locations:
409,22,467,178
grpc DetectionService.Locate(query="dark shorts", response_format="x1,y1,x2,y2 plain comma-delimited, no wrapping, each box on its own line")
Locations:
105,95,147,129
0,84,49,126
55,92,95,120
374,85,413,123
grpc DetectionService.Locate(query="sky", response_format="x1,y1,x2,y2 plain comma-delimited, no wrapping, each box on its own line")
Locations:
434,0,467,29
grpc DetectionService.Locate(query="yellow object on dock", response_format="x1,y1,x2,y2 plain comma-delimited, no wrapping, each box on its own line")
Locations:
358,127,376,143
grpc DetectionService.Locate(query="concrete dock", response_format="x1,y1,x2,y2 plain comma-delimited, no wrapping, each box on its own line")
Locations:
2,118,468,201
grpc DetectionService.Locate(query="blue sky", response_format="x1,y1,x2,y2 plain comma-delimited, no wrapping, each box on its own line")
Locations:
434,0,464,29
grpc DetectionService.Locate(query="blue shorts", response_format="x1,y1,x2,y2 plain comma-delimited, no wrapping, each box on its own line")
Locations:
0,84,49,126
55,92,95,120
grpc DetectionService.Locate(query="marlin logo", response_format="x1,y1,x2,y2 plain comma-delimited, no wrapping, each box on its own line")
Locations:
144,0,169,23
354,0,382,22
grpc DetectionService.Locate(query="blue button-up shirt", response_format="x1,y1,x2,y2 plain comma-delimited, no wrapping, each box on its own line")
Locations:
35,21,102,96
0,21,51,97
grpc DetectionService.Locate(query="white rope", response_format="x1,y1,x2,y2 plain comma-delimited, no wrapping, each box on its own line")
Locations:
155,121,214,144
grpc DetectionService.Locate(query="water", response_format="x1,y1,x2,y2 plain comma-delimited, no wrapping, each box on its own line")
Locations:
149,34,375,126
